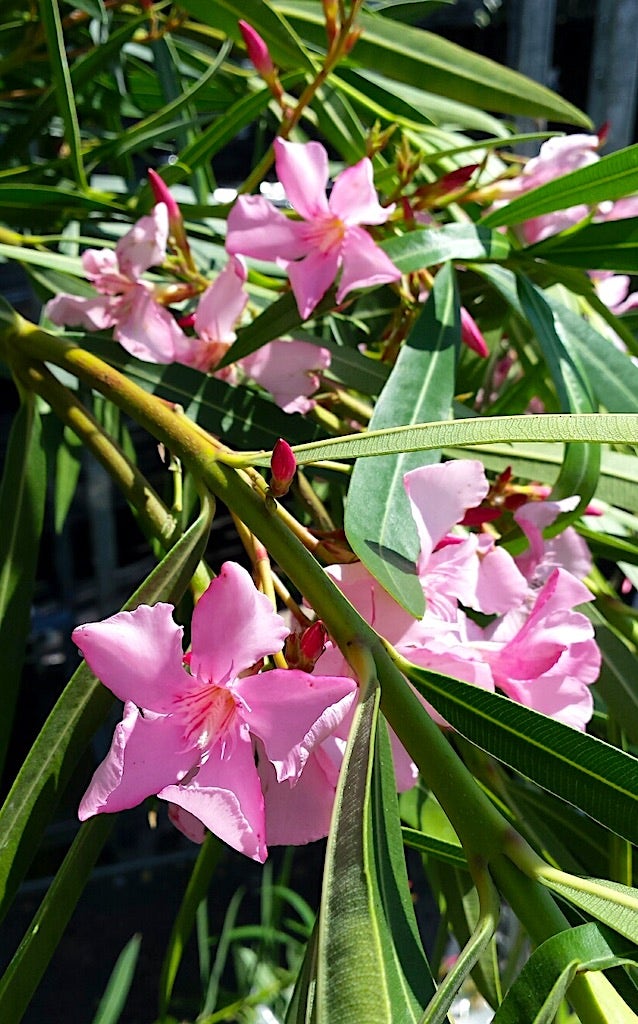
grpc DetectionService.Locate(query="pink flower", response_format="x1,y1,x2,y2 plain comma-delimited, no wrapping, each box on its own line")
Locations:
240,338,331,413
226,138,401,319
73,562,357,862
188,256,250,372
45,204,191,363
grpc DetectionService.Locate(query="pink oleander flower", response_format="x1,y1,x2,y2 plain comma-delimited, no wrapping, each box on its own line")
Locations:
226,138,401,319
73,562,357,862
319,460,599,731
45,204,192,362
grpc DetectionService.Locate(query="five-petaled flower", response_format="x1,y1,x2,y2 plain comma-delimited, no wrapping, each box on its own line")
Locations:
74,562,357,862
226,138,401,319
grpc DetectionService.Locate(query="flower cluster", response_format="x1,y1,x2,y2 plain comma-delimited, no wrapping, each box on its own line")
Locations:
316,460,600,735
74,562,357,862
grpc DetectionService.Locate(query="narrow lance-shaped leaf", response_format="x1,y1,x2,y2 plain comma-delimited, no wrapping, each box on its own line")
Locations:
492,923,638,1024
527,216,638,272
0,496,214,924
315,681,434,1023
381,224,510,275
516,273,600,517
481,143,638,229
344,262,459,616
0,393,47,781
535,873,638,946
401,661,638,846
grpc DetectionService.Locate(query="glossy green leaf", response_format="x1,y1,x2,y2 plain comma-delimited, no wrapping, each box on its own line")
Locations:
588,608,638,746
0,394,47,781
0,815,114,1024
516,273,600,516
255,413,638,466
345,263,458,615
179,0,315,70
401,662,638,844
158,835,222,1017
528,216,638,272
0,498,213,925
91,933,142,1024
482,143,638,229
316,685,434,1022
37,0,87,189
80,338,327,450
276,2,590,124
382,224,509,274
537,875,638,945
493,924,638,1024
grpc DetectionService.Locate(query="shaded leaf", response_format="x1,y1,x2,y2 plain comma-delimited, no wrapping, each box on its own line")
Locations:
528,216,638,272
91,933,142,1024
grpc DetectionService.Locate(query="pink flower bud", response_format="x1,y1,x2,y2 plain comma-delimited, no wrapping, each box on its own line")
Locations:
238,20,275,78
300,620,328,665
147,168,180,222
460,307,489,358
269,438,297,497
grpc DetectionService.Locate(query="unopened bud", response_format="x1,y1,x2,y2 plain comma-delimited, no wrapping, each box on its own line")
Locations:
460,307,489,358
322,0,339,45
269,438,297,497
239,20,275,78
284,620,328,670
147,168,194,268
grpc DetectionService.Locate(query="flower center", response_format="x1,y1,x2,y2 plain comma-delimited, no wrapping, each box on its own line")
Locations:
305,214,347,254
175,681,237,750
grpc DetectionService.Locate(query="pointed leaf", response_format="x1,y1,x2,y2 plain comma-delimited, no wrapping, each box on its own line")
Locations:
482,143,638,229
344,263,458,615
537,876,638,945
493,924,638,1024
528,216,638,272
382,224,509,274
401,662,638,845
91,933,143,1024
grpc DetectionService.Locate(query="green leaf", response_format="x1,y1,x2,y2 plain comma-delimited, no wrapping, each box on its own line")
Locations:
401,662,638,845
536,875,638,945
0,498,213,926
382,224,510,274
0,816,114,1024
256,412,638,466
53,423,83,533
493,923,638,1024
36,0,87,189
528,217,638,272
316,684,434,1022
589,608,638,747
158,835,222,1017
0,393,47,781
276,2,590,125
344,262,458,615
481,143,638,229
179,0,315,70
91,933,142,1024
400,827,467,869
80,339,327,449
515,274,600,516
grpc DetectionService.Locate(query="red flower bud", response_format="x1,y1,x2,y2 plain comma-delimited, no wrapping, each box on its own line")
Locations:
269,438,297,497
300,620,328,664
147,167,181,222
239,20,275,78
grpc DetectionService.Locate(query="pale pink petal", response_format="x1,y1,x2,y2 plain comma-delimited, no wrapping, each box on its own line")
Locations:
521,206,590,245
82,249,125,294
73,603,188,712
592,272,631,311
79,703,196,818
259,748,336,846
501,673,594,731
424,537,480,621
274,138,331,220
189,562,289,685
388,730,419,791
329,158,392,226
45,293,118,332
404,461,489,564
236,669,357,781
240,339,331,413
116,203,169,279
326,563,418,644
226,194,309,261
522,135,599,190
194,257,248,345
287,247,341,319
336,226,401,304
603,195,638,221
168,804,207,844
115,286,190,363
514,498,592,583
474,535,527,614
159,730,267,861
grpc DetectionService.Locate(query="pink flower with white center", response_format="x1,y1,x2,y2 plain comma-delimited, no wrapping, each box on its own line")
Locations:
45,204,192,363
73,562,357,862
226,138,401,319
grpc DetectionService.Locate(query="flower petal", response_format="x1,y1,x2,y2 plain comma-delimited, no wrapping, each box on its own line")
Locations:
404,460,489,563
286,247,341,319
236,669,357,782
45,293,118,332
240,338,331,413
79,703,195,818
194,257,248,347
274,138,331,220
259,747,336,846
116,203,169,279
72,602,187,712
329,158,392,226
226,194,309,261
116,287,191,363
189,562,289,685
336,225,401,304
159,731,267,861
